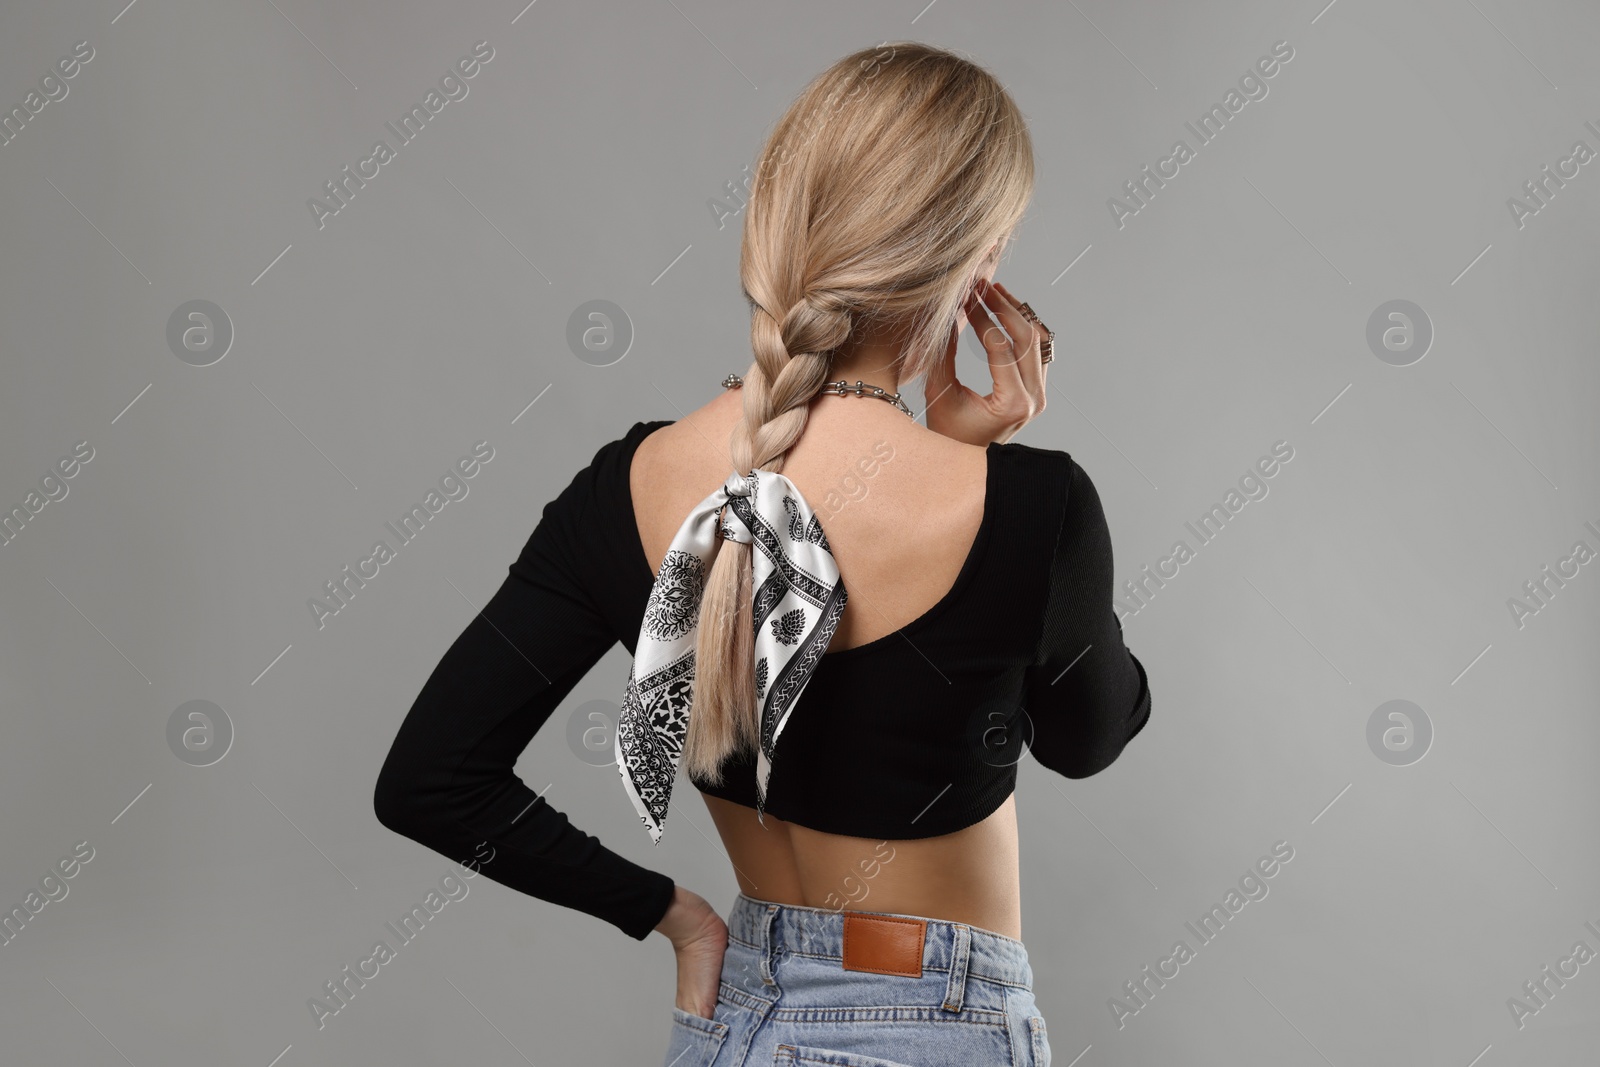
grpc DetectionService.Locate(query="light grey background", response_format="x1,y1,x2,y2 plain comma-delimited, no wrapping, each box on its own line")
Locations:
2,1,1597,1065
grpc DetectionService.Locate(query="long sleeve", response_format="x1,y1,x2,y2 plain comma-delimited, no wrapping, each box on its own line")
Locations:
373,433,676,941
1023,456,1152,778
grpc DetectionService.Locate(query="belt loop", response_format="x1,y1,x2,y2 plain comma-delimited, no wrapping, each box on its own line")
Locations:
760,905,780,986
941,924,971,1013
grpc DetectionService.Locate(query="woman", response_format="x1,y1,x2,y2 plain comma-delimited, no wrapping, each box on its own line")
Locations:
375,41,1150,1067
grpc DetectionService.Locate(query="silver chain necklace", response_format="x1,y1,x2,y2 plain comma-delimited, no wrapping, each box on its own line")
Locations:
721,373,915,418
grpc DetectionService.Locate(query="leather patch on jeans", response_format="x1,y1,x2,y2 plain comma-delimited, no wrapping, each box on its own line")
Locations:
841,913,925,978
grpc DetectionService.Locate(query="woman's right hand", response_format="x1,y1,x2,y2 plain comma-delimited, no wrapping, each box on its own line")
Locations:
923,278,1049,447
654,884,728,1021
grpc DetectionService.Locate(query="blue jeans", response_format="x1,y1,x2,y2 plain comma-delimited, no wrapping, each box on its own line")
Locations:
661,892,1051,1067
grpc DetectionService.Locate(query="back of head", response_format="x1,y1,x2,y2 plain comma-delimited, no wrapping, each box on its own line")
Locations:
686,41,1035,781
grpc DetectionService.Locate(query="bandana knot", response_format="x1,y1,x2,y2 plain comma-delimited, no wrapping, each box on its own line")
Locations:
717,470,756,543
616,466,848,844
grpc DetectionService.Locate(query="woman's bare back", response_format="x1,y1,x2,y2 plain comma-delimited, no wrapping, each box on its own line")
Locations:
630,387,1024,940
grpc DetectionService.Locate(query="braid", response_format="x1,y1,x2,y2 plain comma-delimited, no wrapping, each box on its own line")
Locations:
733,293,851,474
682,286,851,784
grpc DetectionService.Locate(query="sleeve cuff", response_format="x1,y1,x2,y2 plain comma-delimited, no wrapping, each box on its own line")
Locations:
1124,653,1152,744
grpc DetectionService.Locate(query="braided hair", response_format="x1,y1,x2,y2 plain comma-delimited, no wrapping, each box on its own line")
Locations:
683,41,1034,783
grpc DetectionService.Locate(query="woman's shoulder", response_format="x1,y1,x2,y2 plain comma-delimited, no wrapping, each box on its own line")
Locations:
988,435,1080,494
563,418,676,478
627,388,731,473
992,433,1074,463
529,420,677,530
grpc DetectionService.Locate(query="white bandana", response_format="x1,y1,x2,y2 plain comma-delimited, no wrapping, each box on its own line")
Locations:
615,466,847,844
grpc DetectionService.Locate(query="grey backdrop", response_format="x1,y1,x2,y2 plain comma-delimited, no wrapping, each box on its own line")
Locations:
2,1,1597,1065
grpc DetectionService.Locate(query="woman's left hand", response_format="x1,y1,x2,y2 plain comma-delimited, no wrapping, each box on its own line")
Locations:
923,278,1048,446
655,884,729,1019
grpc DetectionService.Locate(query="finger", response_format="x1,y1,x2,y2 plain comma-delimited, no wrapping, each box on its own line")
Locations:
982,280,1040,374
965,282,1027,398
990,280,1046,410
994,282,1051,382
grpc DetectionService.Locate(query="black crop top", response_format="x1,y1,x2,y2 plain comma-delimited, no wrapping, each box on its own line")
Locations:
374,419,1151,941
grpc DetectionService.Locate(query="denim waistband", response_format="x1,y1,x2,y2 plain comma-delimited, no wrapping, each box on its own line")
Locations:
726,892,1034,990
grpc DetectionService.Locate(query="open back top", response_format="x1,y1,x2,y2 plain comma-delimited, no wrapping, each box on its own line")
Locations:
374,419,1151,941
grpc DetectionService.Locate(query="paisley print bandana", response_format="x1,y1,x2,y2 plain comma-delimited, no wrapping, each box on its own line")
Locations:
615,466,847,844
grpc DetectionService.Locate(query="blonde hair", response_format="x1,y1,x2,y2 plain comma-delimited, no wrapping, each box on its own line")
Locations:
684,41,1035,783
